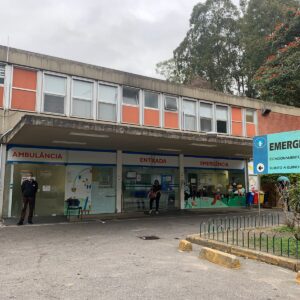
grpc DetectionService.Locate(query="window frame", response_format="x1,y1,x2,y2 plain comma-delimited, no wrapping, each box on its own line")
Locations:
143,90,159,110
215,104,230,134
182,98,197,131
122,86,140,107
10,65,38,112
199,100,214,132
71,77,94,119
0,64,5,85
164,95,178,112
43,72,68,115
97,82,118,122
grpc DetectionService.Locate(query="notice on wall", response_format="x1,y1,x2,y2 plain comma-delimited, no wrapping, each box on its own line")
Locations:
65,166,92,211
42,185,51,192
253,130,300,174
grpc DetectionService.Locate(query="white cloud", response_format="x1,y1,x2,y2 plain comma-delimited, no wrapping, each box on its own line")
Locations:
0,0,239,78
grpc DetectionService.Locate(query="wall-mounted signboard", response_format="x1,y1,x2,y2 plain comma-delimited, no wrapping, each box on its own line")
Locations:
253,130,300,174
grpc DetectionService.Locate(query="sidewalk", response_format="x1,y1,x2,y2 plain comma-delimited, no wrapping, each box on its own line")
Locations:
1,207,277,226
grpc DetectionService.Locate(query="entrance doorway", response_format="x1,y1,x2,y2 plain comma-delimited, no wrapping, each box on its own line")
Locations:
11,164,66,217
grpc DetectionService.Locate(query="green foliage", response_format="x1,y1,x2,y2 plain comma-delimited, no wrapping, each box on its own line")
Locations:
272,225,297,233
239,0,299,97
157,0,241,93
289,182,300,213
156,0,300,103
253,11,300,106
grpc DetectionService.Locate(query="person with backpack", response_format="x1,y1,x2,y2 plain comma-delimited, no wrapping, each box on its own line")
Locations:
17,173,38,225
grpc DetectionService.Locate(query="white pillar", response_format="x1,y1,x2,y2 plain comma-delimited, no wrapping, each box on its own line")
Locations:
179,154,185,209
0,144,7,218
8,163,13,218
116,150,122,213
244,159,249,192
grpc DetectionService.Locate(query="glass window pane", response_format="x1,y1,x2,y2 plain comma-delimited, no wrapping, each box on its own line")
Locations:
246,110,254,123
73,80,93,99
184,115,196,130
123,86,139,105
165,96,177,111
44,94,64,114
200,102,213,117
144,91,158,108
98,103,116,122
44,75,66,95
200,118,212,132
216,106,228,120
217,120,227,133
0,65,5,84
183,100,196,115
72,98,92,118
99,84,117,104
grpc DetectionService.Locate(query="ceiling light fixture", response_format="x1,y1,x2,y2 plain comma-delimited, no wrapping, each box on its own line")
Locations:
69,132,109,138
158,148,181,152
53,140,87,145
190,143,216,147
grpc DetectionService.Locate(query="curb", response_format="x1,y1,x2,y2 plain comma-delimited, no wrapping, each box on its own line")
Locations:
199,247,241,269
187,234,300,272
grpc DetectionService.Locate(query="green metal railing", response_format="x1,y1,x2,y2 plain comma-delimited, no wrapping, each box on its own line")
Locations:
199,213,299,259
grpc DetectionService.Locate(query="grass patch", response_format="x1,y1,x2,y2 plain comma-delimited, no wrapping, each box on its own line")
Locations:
272,226,297,234
248,235,299,258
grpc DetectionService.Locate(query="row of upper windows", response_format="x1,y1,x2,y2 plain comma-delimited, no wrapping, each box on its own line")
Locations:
0,65,256,136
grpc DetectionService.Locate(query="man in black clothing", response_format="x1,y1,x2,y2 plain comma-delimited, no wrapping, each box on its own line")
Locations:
17,173,38,225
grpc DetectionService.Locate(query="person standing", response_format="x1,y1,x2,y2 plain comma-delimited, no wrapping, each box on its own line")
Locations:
17,173,38,225
149,179,161,215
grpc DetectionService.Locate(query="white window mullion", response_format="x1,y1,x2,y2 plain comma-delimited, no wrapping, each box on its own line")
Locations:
66,76,71,117
93,81,97,120
4,64,12,109
117,85,122,123
36,70,42,113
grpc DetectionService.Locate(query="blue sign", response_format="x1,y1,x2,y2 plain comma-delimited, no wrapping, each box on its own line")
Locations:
253,130,300,174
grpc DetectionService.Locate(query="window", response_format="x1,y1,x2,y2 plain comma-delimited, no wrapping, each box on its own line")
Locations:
72,79,93,118
123,86,139,105
199,102,213,132
98,84,117,122
246,110,254,123
0,65,5,85
144,91,159,109
44,74,66,114
216,105,228,133
164,96,177,111
183,99,196,131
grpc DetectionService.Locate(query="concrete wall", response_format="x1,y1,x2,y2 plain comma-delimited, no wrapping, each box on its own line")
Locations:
258,112,300,135
1,45,300,117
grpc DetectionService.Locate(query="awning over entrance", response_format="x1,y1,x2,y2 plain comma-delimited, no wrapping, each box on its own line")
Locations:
2,115,252,158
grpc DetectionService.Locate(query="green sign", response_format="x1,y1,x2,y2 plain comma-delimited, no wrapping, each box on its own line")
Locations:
253,130,300,174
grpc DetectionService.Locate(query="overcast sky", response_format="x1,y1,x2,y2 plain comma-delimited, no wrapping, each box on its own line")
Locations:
0,0,238,79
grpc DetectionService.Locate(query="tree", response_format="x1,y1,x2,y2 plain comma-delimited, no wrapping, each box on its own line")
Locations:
239,0,300,98
157,0,299,101
157,0,241,93
253,10,300,106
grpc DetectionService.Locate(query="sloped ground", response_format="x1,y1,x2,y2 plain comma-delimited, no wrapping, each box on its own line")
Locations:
0,213,299,300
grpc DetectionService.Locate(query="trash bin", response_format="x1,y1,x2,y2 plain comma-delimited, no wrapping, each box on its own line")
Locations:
246,192,254,206
259,191,265,204
253,192,259,205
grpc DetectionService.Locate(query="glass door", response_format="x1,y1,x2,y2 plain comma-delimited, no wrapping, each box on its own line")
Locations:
11,164,66,217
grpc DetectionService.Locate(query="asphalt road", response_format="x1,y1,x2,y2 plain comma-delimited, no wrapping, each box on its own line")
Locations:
0,212,299,300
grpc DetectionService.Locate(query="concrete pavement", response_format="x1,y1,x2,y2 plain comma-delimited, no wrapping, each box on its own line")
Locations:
0,212,299,300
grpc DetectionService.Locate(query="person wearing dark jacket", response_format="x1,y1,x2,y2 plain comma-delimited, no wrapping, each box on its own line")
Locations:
17,173,38,225
148,180,161,215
